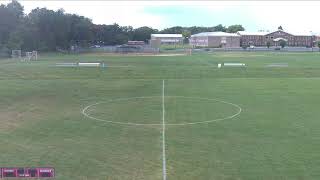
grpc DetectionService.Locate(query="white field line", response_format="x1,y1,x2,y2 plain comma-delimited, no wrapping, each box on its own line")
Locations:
81,96,242,126
81,96,161,126
65,77,320,82
162,80,167,180
106,65,135,68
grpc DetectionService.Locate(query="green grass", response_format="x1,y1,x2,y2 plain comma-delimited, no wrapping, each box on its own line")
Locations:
1,52,320,179
160,44,192,51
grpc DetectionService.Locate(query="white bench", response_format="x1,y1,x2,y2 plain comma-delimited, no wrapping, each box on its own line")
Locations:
221,63,246,67
78,62,101,67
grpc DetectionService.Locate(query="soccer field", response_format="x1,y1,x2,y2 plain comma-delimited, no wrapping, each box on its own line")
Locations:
1,52,320,179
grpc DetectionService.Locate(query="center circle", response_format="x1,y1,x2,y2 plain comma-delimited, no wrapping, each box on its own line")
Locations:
82,96,242,126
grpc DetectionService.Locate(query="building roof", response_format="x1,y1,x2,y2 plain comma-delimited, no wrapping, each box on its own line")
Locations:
292,31,317,36
151,34,183,38
238,30,316,37
237,31,268,36
191,32,239,37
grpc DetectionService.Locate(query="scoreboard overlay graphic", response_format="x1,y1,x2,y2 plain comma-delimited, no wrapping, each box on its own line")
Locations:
0,167,54,178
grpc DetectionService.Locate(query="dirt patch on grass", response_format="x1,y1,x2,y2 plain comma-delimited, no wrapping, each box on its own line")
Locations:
0,110,32,131
0,99,50,132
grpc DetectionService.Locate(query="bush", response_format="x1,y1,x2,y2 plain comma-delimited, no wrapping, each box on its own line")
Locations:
280,40,286,48
242,45,248,50
163,47,175,50
275,47,281,50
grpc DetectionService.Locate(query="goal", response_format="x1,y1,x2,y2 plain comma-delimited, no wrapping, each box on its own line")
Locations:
11,50,21,59
24,51,38,61
185,48,192,55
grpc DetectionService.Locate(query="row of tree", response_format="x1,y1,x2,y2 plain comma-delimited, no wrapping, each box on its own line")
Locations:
0,0,245,54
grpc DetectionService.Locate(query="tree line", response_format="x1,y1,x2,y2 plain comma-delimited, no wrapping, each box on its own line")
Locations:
0,0,245,55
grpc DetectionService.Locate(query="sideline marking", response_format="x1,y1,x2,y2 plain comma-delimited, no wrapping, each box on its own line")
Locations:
162,80,167,180
81,96,242,126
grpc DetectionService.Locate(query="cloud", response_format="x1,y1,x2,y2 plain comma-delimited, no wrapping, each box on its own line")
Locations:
1,1,320,33
16,1,166,28
247,2,320,33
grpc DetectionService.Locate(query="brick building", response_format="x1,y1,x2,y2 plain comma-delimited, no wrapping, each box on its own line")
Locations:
238,28,316,47
315,34,320,44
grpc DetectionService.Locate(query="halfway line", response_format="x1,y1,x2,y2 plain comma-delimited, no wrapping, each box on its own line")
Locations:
162,79,167,180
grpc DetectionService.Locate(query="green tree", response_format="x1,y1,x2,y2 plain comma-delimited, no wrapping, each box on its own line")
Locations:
121,26,134,42
6,30,24,49
27,8,94,50
0,1,247,52
0,0,24,46
160,26,183,34
182,30,191,44
226,25,245,33
181,30,191,38
132,26,158,42
213,24,226,32
94,23,133,45
6,0,24,18
187,26,212,34
280,40,286,48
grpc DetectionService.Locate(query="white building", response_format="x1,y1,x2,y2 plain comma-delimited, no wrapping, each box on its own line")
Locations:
150,34,183,45
189,32,240,48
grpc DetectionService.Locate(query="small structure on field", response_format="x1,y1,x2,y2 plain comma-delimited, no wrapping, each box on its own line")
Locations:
55,62,106,68
219,63,246,68
78,62,101,67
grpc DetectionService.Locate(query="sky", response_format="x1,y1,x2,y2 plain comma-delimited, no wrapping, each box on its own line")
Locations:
1,1,320,34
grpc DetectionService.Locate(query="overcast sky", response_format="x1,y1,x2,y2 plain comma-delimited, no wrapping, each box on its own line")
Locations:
2,1,320,33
